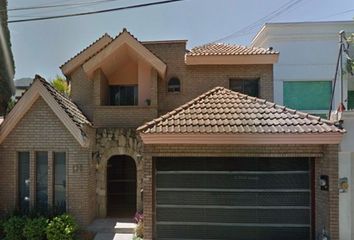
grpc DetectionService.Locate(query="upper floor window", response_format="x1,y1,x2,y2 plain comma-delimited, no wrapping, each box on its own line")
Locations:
167,77,181,93
110,85,138,106
229,78,259,97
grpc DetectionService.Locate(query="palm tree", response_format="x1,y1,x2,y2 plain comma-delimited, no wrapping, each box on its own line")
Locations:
51,75,70,96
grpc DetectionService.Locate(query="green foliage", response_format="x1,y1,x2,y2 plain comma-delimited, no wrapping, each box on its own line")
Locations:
23,217,48,240
3,215,26,240
0,0,15,115
46,214,78,240
51,75,70,96
5,97,15,114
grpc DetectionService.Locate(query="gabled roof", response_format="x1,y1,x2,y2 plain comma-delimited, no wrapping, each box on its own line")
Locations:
60,34,113,76
187,43,278,56
0,75,91,147
82,28,167,77
138,87,344,145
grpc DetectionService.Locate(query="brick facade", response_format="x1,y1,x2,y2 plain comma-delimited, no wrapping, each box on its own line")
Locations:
0,34,341,240
142,144,339,240
0,97,96,225
144,42,273,114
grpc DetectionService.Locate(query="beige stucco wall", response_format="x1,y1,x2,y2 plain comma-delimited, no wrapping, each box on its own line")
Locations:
108,58,138,85
138,60,152,106
0,97,96,226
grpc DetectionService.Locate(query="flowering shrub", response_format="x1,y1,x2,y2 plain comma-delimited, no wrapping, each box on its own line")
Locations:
133,211,143,238
133,212,143,224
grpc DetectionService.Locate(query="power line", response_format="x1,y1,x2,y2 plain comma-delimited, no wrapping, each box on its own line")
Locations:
9,1,119,18
4,0,123,12
211,0,305,43
8,0,185,24
310,8,354,21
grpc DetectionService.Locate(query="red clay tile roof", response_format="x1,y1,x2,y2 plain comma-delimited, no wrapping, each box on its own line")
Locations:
60,33,113,69
35,75,92,130
137,87,343,134
187,43,278,56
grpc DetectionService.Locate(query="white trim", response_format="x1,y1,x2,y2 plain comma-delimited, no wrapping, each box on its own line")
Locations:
0,80,90,147
157,204,310,210
156,221,310,228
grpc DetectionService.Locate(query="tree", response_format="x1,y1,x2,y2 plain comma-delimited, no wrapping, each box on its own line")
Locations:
0,0,15,115
51,75,70,96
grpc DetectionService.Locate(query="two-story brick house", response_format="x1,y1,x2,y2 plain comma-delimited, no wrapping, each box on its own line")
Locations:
0,29,345,240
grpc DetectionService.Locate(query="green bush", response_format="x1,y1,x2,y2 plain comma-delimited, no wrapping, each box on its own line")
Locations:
23,217,48,240
46,214,78,240
3,215,26,240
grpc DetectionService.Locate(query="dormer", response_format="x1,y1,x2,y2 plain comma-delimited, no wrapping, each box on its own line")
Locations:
60,29,167,128
83,29,166,107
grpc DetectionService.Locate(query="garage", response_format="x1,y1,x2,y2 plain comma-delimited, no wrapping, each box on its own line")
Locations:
155,157,312,240
138,87,344,240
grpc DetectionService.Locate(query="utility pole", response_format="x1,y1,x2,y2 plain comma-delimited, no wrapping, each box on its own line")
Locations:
328,31,346,120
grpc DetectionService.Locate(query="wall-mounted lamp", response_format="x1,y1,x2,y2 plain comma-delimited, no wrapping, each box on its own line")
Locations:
320,175,329,191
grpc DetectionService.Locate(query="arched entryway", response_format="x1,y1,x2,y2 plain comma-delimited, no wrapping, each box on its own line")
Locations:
107,155,137,217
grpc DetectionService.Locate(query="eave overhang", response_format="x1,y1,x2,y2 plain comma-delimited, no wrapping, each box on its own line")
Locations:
82,31,167,78
185,54,279,65
139,133,343,145
60,34,113,76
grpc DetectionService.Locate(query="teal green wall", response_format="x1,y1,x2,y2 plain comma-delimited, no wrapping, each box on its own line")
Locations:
348,91,354,110
283,81,331,110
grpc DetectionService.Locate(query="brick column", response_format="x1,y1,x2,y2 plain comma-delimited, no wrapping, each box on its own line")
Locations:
48,151,53,207
143,154,154,240
29,151,36,208
150,69,158,108
327,144,339,240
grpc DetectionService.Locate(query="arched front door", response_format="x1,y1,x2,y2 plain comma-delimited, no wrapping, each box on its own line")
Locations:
107,155,137,217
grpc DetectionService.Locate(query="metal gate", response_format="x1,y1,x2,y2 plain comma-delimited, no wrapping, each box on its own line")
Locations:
155,157,312,240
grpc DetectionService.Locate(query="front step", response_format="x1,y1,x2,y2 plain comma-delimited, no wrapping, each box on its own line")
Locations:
114,222,136,234
94,233,134,240
87,218,136,234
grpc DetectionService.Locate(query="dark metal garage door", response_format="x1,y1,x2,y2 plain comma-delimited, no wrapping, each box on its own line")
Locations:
156,157,312,240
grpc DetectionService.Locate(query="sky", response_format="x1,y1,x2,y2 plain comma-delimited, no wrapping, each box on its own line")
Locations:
7,0,354,80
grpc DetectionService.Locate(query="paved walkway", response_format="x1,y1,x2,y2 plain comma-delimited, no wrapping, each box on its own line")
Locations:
87,218,136,240
94,233,133,240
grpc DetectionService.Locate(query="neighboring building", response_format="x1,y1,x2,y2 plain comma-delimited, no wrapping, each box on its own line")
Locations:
14,78,33,100
251,21,354,117
252,21,354,240
0,29,345,240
